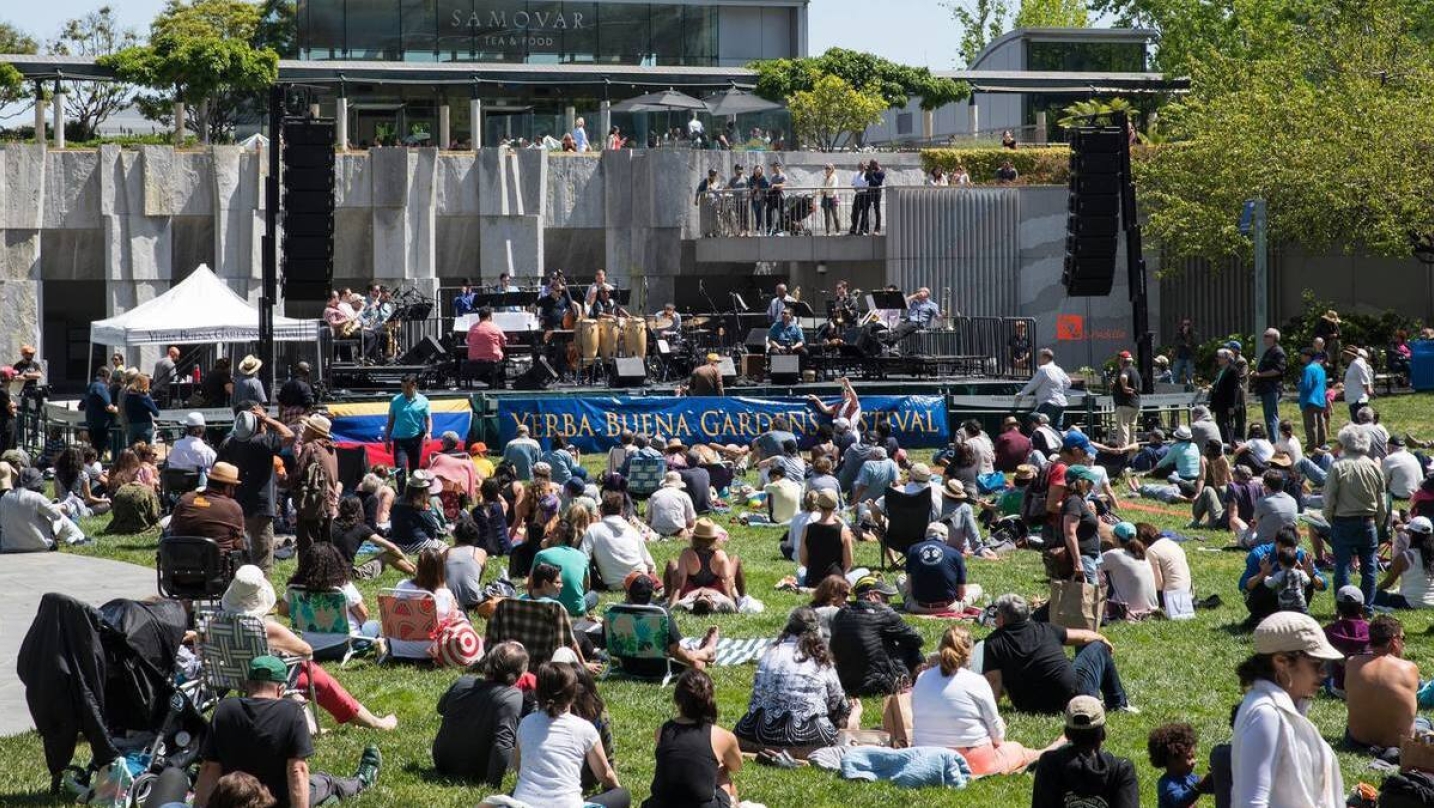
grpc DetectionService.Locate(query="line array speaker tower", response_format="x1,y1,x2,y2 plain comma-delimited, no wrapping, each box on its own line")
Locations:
1063,126,1124,296
281,119,336,302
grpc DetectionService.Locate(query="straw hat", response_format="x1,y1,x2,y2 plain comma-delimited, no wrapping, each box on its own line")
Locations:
1267,452,1293,468
1014,464,1037,482
942,478,968,500
207,462,241,487
1322,309,1341,323
909,463,932,483
662,471,685,488
407,469,442,494
221,565,277,618
238,354,263,375
300,414,332,439
692,518,722,541
665,437,688,452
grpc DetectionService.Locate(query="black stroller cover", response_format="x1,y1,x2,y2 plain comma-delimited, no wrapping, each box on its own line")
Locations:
17,593,188,782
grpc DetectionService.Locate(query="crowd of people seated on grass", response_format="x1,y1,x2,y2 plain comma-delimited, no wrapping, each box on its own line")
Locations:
21,331,1434,808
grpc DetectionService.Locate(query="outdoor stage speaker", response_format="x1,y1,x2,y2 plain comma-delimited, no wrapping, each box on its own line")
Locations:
1062,126,1124,297
281,118,336,302
610,357,647,388
515,356,559,390
717,357,736,387
769,354,801,385
397,336,446,366
745,328,769,352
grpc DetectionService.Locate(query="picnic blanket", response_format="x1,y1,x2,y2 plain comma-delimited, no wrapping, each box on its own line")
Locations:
905,606,982,621
712,638,775,666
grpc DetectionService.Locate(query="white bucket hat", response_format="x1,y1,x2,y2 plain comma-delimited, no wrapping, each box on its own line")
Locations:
221,565,277,618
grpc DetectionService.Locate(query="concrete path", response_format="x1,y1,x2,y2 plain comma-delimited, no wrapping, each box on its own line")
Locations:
0,553,156,736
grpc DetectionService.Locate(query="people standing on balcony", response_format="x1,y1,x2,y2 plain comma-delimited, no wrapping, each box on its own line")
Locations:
952,164,972,185
572,117,589,152
1001,129,1018,149
766,162,788,235
927,167,948,186
996,159,1019,183
607,126,624,150
728,165,749,235
748,165,770,235
849,161,870,235
865,160,886,234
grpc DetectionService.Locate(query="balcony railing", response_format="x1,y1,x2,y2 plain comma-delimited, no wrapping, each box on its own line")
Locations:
696,185,908,238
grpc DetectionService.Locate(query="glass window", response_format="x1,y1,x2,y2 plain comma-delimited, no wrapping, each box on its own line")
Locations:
597,4,650,64
524,1,566,61
347,0,400,59
562,1,596,62
472,0,528,61
401,0,438,60
436,0,474,60
650,5,683,65
304,0,346,59
681,5,716,66
1026,41,1147,73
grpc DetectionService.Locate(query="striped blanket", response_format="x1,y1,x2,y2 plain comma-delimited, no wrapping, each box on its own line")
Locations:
712,638,775,666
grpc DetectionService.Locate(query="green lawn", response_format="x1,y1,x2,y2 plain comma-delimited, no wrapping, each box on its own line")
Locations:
3,394,1432,806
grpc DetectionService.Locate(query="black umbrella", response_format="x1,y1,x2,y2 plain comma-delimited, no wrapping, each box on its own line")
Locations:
611,88,708,113
702,88,785,117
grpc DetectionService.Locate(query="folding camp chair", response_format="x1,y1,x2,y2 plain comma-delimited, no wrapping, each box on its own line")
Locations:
486,598,575,667
157,536,237,604
603,603,676,686
376,589,439,664
197,611,317,725
159,467,200,514
286,586,358,667
879,486,933,570
627,455,668,501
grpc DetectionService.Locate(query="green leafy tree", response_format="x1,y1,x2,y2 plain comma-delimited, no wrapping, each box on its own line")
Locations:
1058,97,1136,127
48,7,139,142
1014,0,1090,28
749,48,969,111
788,74,889,151
1138,0,1434,262
102,0,278,143
253,0,297,57
0,20,39,106
946,0,1011,67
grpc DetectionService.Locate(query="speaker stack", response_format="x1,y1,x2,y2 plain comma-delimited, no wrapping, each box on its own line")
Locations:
1063,126,1124,297
281,119,336,302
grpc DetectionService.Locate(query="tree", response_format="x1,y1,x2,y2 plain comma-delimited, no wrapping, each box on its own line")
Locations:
102,0,278,143
253,0,297,57
788,74,889,151
0,20,39,106
1014,0,1090,28
749,48,969,112
1137,0,1434,262
48,7,139,142
1058,97,1136,128
947,0,1011,67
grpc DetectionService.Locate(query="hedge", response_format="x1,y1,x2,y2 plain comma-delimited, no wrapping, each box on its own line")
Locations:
920,146,1070,185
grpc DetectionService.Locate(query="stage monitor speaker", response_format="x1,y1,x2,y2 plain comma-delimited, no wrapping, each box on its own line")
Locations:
610,356,647,388
717,357,736,386
769,353,801,384
515,355,559,390
397,336,446,366
745,328,769,352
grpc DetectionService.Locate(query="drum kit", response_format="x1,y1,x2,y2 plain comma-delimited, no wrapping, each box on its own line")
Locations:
566,312,717,382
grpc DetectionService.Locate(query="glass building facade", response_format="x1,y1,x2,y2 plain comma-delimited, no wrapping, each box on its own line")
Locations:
297,0,721,65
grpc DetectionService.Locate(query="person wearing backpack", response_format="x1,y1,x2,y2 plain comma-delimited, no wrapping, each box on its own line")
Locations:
294,415,340,561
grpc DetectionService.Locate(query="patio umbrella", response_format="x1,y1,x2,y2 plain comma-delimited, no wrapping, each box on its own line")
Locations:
702,88,784,117
610,88,708,113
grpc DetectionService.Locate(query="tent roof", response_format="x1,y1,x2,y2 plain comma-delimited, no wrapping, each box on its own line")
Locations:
90,265,320,346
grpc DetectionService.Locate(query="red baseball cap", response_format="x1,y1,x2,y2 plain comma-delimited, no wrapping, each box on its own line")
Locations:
1118,351,1132,360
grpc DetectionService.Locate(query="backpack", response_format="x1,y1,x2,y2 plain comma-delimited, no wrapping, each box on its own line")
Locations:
295,447,334,521
471,501,511,557
1020,464,1056,526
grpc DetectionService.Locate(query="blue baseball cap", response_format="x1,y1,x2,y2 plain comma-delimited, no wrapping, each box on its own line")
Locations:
1224,340,1242,351
1113,522,1137,541
1061,431,1091,453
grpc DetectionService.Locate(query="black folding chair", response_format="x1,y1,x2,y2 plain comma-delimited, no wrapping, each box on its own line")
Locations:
157,536,238,603
336,445,370,494
160,467,200,514
879,486,932,570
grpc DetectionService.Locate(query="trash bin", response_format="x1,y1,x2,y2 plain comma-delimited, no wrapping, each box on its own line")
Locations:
1411,340,1434,391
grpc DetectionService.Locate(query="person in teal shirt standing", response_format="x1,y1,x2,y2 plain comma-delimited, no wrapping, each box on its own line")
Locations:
1298,347,1328,450
384,374,432,490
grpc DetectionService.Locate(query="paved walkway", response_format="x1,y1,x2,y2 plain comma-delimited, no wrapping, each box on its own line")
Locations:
0,553,155,736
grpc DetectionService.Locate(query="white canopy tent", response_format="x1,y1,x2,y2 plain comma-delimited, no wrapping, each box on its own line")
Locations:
89,264,320,346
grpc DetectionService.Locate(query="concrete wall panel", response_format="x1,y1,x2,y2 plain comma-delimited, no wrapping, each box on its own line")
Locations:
0,230,40,281
42,151,102,230
336,152,373,208
546,155,604,228
334,208,373,278
369,148,410,209
436,217,481,281
2,146,47,230
40,228,104,282
479,216,543,279
435,152,480,216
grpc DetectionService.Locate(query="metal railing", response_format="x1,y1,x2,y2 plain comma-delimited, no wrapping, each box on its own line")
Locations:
696,185,901,237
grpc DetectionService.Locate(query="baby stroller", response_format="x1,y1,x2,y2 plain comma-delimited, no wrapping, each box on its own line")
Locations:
782,194,816,234
18,593,208,805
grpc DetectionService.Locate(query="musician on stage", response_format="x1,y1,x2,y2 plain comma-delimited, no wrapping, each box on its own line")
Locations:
904,287,942,329
465,306,508,390
766,282,793,324
360,284,391,329
541,268,566,297
493,272,521,313
687,352,724,397
767,307,806,356
588,286,627,319
537,281,571,330
830,280,858,327
452,278,478,317
654,302,682,336
324,290,372,361
585,268,614,307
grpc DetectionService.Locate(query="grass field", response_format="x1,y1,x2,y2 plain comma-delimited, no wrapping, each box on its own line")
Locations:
3,395,1433,807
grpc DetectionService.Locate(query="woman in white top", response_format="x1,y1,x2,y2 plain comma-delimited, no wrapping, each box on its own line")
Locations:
1101,522,1160,619
279,543,380,659
389,547,463,660
952,165,972,185
819,163,842,234
1231,612,1344,808
480,661,627,808
1275,419,1304,464
927,168,948,186
1374,517,1434,609
1139,522,1194,603
1234,423,1277,471
911,625,1053,776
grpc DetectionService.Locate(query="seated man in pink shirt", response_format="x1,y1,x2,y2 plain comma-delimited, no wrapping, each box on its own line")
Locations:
464,306,508,389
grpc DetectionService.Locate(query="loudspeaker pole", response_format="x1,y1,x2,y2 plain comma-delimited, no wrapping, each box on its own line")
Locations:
261,84,281,397
1115,111,1153,394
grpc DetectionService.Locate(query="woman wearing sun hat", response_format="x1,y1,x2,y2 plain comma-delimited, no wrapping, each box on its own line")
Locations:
1231,611,1345,807
667,518,741,614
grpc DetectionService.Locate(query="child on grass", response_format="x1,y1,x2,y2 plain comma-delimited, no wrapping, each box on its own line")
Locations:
1264,545,1310,614
1148,722,1211,807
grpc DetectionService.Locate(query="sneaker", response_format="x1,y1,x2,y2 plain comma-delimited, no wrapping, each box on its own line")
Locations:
1115,704,1141,715
355,744,382,789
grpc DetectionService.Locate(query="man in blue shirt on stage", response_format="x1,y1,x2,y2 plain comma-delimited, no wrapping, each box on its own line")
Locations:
905,287,941,329
767,308,805,355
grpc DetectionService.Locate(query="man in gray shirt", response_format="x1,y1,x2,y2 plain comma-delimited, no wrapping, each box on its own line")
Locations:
1240,470,1299,548
1190,405,1222,453
232,354,268,412
152,345,179,407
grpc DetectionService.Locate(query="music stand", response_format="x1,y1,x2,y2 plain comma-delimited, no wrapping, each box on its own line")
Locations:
501,291,539,307
787,301,815,318
869,291,905,311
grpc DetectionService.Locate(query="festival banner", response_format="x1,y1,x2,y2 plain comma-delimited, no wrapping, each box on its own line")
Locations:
327,398,473,466
496,395,949,453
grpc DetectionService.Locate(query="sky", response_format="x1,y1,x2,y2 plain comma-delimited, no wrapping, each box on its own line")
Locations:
3,0,966,70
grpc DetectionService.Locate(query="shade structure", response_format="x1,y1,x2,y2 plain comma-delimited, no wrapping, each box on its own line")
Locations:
610,88,708,113
702,88,784,117
89,264,321,346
